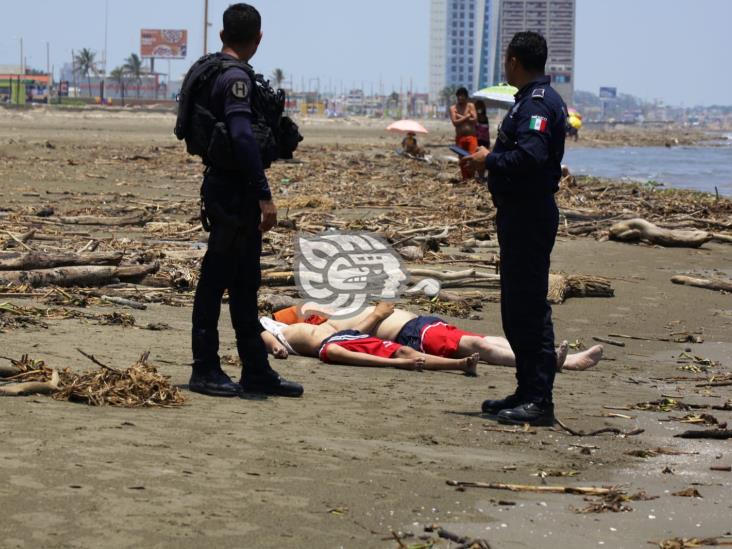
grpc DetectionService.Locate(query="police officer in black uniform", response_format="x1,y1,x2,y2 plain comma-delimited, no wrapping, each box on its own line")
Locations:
461,31,566,425
188,4,302,398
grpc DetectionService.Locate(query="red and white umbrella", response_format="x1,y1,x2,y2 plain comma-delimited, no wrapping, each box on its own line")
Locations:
386,119,428,134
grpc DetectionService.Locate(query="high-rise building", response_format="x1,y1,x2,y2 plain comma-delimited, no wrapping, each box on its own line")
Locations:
429,0,499,103
429,0,576,105
494,0,576,103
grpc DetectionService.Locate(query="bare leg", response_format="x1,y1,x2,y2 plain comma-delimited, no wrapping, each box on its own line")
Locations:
456,336,587,372
394,347,478,376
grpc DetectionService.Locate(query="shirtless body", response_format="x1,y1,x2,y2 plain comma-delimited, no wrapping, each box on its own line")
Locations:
261,303,479,375
450,101,478,138
322,306,603,372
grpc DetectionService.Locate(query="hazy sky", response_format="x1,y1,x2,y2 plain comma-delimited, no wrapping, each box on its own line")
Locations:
0,0,727,106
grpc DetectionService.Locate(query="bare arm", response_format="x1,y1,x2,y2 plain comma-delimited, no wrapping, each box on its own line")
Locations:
351,302,394,335
261,330,288,359
325,345,399,368
466,104,477,122
450,106,465,126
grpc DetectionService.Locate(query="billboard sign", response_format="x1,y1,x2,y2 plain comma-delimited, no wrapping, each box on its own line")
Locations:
599,86,617,99
140,29,187,59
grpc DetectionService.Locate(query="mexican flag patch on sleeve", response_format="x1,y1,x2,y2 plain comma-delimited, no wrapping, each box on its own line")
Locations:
529,115,548,132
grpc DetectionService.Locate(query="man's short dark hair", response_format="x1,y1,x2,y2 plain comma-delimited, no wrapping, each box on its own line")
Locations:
222,3,261,45
456,87,469,98
507,31,547,72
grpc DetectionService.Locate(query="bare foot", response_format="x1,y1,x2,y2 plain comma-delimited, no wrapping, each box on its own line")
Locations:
555,340,569,372
462,353,479,376
562,345,604,371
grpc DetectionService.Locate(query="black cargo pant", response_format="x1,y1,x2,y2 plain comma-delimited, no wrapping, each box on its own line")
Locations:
495,194,559,406
191,175,269,376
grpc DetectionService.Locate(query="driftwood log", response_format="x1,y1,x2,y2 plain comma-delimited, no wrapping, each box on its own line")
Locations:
548,274,615,304
0,370,59,396
0,364,20,378
671,275,732,292
0,251,123,270
0,262,159,288
609,218,711,248
56,211,153,226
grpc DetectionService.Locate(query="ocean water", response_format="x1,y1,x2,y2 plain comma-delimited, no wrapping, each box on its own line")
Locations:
563,135,732,197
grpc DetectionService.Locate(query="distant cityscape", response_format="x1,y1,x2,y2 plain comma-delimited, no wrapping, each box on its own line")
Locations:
1,0,730,128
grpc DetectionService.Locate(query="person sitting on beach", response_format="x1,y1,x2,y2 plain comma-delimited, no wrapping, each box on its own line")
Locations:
260,302,479,375
401,132,425,158
266,304,603,372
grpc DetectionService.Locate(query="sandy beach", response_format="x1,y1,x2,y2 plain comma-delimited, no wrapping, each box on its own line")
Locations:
1,108,730,549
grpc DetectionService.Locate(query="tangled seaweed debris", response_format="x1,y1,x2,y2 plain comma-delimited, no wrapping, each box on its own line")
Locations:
651,537,732,549
571,490,658,514
0,352,185,407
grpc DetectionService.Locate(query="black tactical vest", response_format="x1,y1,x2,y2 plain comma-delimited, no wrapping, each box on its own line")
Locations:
174,53,302,170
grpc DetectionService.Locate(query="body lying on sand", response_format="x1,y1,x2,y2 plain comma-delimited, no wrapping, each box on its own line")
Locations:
259,303,603,373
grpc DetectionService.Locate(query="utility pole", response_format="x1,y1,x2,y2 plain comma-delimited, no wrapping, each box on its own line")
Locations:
46,41,51,105
203,0,210,55
19,37,23,73
101,0,109,103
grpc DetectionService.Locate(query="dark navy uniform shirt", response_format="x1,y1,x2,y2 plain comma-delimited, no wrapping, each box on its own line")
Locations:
210,57,253,121
485,76,566,199
207,53,271,201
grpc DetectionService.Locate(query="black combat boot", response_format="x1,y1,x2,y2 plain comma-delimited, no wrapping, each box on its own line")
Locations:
236,333,304,398
240,366,304,398
190,328,242,397
497,402,555,426
481,393,525,415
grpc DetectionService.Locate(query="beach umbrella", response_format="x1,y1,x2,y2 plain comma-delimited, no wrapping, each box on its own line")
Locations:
472,83,518,109
386,119,429,134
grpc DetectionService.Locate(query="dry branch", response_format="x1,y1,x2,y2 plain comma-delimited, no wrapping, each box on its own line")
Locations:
446,480,613,496
57,211,153,226
671,275,732,293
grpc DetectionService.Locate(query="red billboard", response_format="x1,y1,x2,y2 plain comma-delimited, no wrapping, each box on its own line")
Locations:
140,29,187,59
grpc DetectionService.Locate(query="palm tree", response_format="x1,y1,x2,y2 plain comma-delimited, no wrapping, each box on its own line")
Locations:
110,66,126,106
440,85,458,107
73,48,97,98
123,53,144,97
270,68,285,89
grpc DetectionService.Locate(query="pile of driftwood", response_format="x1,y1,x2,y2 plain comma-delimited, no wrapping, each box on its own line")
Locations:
557,175,732,246
1,144,728,316
0,352,185,407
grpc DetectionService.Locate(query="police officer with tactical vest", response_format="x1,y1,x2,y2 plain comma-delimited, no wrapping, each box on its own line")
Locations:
175,3,303,398
461,32,567,426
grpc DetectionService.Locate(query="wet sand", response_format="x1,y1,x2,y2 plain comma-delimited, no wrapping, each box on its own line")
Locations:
0,108,730,548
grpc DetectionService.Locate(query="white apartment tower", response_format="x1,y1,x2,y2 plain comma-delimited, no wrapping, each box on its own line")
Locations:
494,0,576,102
429,0,576,104
429,0,499,103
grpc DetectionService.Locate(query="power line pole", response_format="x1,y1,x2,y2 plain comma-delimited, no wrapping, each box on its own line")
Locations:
203,0,209,55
